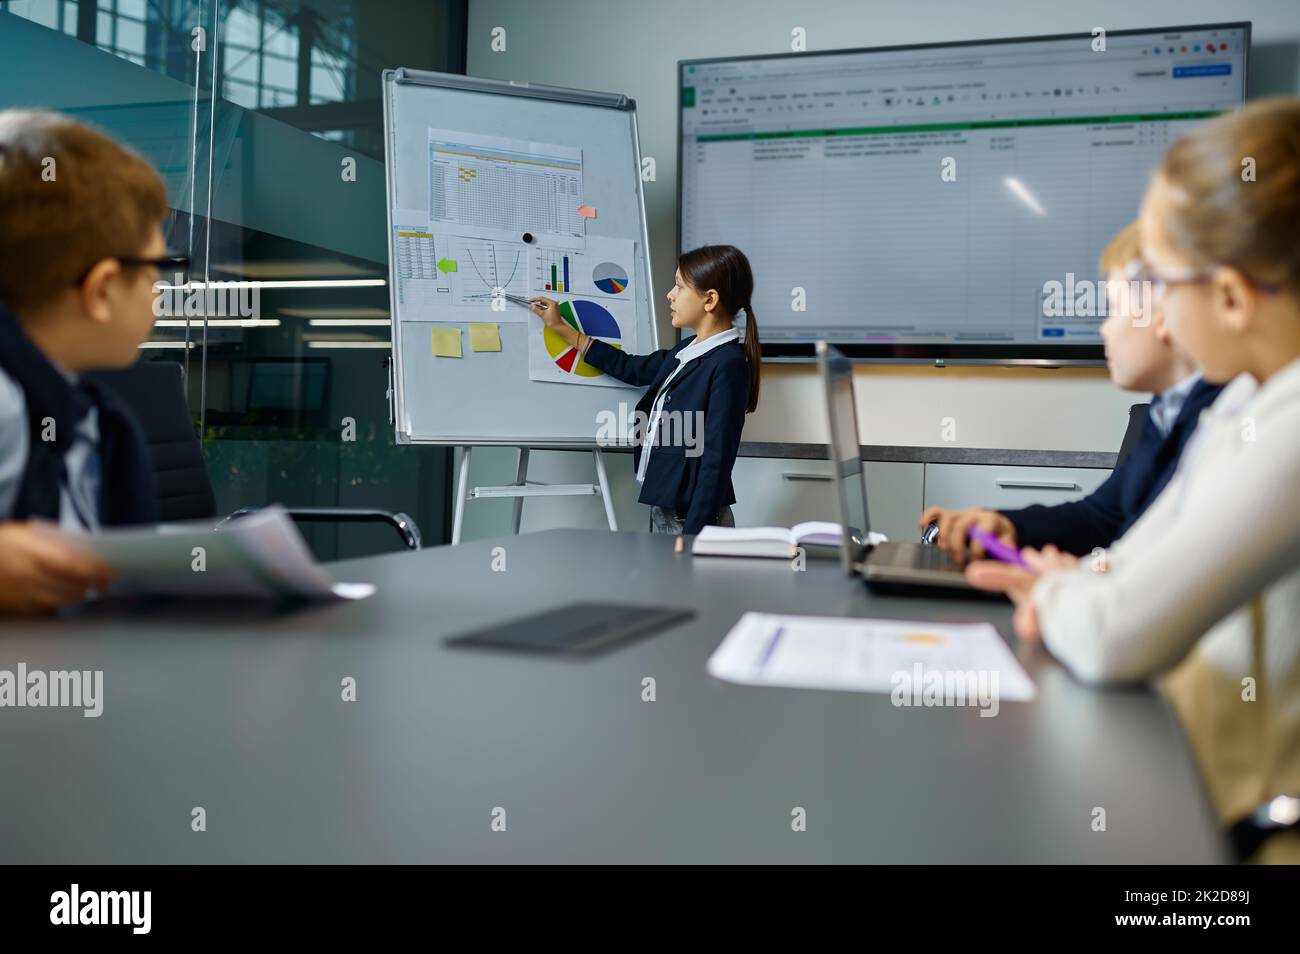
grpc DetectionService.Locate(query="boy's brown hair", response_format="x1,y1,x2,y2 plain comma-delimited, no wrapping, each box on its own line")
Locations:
0,109,168,315
1099,220,1141,275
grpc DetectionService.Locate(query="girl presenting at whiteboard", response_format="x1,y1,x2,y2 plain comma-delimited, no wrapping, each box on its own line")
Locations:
529,244,761,535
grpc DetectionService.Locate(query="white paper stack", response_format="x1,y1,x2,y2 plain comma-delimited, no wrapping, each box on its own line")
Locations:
40,505,376,601
707,611,1036,703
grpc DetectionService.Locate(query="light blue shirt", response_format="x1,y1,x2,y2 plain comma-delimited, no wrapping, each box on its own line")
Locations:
1148,371,1202,438
0,365,101,530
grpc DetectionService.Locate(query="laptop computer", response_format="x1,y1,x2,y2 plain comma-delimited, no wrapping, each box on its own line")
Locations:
816,341,987,596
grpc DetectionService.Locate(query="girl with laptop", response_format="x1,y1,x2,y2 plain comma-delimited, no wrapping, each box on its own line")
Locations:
965,97,1300,862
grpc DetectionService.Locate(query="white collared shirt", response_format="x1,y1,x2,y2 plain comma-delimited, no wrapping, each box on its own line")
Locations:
1031,356,1300,823
635,327,741,484
1147,371,1202,437
0,364,101,530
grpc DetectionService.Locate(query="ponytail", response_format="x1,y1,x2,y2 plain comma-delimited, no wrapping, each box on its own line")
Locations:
741,304,761,413
677,243,762,413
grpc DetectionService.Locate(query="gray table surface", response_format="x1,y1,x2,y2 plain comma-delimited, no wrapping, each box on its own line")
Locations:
0,529,1226,863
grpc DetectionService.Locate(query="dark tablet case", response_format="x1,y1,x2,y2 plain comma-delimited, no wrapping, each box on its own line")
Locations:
445,602,696,656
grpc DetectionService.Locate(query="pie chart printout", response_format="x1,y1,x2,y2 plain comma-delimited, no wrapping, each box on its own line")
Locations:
592,261,629,294
544,299,621,377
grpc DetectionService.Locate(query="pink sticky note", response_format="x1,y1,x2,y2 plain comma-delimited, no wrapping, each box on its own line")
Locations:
577,203,597,219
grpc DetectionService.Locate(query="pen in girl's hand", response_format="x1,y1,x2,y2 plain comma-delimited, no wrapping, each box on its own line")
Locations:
967,526,1032,570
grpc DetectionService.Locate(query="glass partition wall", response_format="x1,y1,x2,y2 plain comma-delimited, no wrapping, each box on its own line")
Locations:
0,1,466,556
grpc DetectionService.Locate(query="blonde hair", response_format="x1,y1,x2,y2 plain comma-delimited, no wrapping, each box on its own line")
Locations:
0,110,168,314
1099,220,1141,275
1157,97,1300,292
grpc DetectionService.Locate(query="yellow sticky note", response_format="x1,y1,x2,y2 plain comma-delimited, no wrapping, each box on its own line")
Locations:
431,326,462,358
468,322,501,352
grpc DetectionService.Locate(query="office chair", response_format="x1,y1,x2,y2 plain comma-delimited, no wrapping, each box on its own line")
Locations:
85,362,422,552
1115,403,1149,469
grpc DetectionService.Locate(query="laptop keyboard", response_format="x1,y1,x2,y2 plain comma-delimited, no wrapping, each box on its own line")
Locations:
914,546,955,570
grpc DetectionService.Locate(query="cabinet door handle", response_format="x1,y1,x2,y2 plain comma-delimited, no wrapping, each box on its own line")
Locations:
995,479,1080,491
782,472,833,482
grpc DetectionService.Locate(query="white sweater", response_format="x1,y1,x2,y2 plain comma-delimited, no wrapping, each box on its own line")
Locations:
1032,357,1300,824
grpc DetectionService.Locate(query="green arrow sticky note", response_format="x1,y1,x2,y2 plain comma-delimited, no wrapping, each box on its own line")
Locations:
436,257,457,273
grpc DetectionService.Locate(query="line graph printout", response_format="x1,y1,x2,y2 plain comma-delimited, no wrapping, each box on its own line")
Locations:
438,231,530,314
428,128,586,248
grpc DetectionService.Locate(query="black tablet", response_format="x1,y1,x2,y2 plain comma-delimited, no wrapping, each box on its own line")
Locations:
445,602,695,656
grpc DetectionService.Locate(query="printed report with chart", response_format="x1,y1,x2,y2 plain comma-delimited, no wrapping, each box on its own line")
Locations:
391,127,639,388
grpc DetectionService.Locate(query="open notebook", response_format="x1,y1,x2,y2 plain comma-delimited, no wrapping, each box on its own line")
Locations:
691,522,887,559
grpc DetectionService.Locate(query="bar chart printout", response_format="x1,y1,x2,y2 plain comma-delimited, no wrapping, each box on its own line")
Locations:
529,237,638,301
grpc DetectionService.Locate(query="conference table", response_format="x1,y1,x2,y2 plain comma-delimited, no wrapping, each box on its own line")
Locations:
0,529,1228,863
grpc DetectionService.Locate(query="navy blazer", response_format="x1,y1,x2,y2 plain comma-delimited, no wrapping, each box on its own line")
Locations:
584,336,750,534
1002,377,1223,555
0,303,157,526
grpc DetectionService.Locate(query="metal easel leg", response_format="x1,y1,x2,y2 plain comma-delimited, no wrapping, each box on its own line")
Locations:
593,448,618,531
511,447,530,535
452,445,472,545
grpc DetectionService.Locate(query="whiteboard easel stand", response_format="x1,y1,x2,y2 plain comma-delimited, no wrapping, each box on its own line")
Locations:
451,445,617,545
382,69,656,541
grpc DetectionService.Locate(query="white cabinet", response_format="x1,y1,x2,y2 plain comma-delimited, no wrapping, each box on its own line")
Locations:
922,463,1111,512
731,457,924,543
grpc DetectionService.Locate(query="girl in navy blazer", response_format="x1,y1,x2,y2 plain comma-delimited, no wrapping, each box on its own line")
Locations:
529,245,761,535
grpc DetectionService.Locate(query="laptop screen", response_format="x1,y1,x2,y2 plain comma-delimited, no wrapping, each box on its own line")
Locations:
816,342,872,573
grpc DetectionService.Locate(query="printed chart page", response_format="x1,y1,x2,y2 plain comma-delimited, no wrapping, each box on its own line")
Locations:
708,612,1036,702
427,127,586,249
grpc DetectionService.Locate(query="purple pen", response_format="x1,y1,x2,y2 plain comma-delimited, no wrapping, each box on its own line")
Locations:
967,526,1031,569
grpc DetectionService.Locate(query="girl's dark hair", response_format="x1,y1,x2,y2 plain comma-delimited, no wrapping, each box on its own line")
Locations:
677,244,761,412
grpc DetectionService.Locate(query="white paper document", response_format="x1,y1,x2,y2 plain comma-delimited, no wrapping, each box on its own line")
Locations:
40,506,376,601
441,230,530,309
707,612,1036,704
391,209,451,322
391,212,535,324
530,236,637,301
693,522,888,557
526,293,638,388
427,128,585,247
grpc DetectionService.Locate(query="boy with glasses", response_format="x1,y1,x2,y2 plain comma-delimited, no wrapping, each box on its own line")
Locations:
919,221,1223,562
0,109,175,614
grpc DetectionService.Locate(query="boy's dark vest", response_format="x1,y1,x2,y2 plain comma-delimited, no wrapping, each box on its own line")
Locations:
0,304,158,526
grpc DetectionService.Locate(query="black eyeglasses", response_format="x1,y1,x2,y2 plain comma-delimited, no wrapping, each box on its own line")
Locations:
75,254,192,285
119,254,191,276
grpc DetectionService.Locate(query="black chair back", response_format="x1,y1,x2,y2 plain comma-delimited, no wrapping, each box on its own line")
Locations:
85,362,217,522
1115,403,1149,469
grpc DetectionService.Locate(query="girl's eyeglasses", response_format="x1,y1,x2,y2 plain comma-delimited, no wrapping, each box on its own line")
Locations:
1132,259,1282,300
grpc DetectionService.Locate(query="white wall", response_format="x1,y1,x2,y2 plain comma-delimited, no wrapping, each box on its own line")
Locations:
453,0,1300,538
